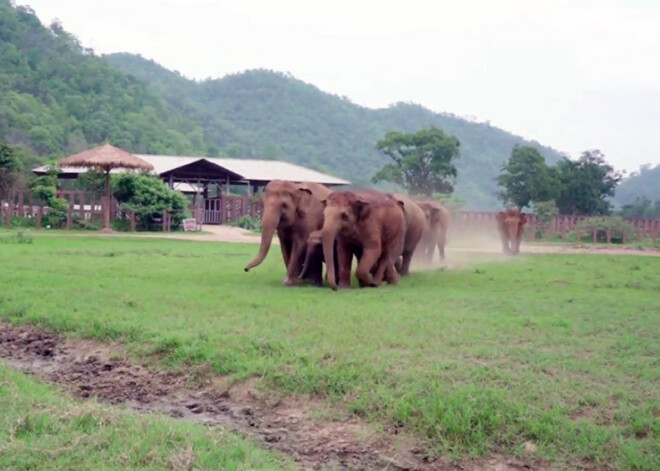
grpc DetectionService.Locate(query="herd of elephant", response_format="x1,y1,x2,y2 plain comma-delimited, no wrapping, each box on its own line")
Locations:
243,180,528,290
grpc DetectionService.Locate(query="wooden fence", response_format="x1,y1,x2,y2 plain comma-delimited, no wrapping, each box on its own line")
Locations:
1,191,659,240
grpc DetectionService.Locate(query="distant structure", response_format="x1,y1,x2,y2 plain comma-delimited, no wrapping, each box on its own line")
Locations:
33,154,349,194
33,154,350,225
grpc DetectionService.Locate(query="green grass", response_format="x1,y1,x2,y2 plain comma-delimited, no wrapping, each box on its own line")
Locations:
1,233,659,470
0,365,293,470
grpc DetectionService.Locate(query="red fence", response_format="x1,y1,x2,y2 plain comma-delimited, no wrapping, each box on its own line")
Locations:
2,191,659,240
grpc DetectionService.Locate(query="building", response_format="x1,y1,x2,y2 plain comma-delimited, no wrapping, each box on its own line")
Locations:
33,154,350,224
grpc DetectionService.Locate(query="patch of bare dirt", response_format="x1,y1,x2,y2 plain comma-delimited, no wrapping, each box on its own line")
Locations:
0,324,551,471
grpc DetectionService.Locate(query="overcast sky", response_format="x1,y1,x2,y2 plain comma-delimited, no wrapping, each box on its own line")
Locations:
15,0,660,173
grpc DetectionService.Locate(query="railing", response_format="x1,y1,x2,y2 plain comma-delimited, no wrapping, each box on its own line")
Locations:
2,191,659,240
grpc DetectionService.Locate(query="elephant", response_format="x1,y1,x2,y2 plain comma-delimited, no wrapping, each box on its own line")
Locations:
415,200,451,263
389,193,427,276
496,208,528,255
318,190,406,290
298,229,340,286
244,179,331,285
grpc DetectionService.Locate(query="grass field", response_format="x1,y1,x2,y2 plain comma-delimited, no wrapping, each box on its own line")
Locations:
0,232,658,469
0,365,292,470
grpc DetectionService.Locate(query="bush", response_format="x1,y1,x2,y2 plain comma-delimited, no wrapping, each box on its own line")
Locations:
43,198,68,228
112,174,190,231
226,215,262,233
10,216,35,228
577,217,638,244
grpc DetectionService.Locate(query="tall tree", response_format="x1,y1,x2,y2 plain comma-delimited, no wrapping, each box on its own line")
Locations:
555,150,622,216
496,145,558,209
371,127,460,196
0,141,21,199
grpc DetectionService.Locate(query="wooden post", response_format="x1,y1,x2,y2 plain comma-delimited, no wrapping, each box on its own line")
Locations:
162,210,167,232
36,206,43,229
622,230,627,245
592,228,597,243
130,212,136,232
66,201,73,229
606,228,612,244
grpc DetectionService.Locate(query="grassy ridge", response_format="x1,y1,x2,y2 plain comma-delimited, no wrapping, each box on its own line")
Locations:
0,365,292,470
1,234,658,469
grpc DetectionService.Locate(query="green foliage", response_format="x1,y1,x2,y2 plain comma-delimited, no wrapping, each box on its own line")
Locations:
0,141,21,211
620,196,660,219
577,217,638,244
614,164,660,207
533,200,559,238
372,127,460,195
104,55,564,210
0,2,209,162
27,167,68,227
555,150,622,216
497,146,558,209
75,169,106,198
226,215,262,233
112,173,190,230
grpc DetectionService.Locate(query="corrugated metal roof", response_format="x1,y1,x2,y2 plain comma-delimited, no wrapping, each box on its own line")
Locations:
34,154,350,186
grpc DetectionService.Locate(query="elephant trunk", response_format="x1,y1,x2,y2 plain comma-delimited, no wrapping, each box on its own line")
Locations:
322,225,340,290
244,206,280,272
298,240,315,280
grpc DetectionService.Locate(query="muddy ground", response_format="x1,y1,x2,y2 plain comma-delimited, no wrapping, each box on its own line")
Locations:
0,324,549,471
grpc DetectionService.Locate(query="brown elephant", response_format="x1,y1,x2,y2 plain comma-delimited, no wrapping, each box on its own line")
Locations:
496,208,528,255
298,230,341,286
244,179,331,285
319,190,406,290
415,200,451,262
389,193,427,276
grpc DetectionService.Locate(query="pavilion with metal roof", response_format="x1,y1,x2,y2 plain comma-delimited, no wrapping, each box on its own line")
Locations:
33,154,350,195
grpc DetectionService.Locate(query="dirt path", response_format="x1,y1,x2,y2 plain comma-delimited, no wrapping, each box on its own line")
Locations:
0,324,548,471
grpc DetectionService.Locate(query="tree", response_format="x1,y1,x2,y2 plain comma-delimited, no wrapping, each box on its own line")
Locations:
620,197,660,219
496,145,558,209
112,173,190,230
371,127,460,196
533,200,559,238
555,150,622,216
0,141,21,224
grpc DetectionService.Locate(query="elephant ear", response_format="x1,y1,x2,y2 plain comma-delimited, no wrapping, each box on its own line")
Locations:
351,199,368,221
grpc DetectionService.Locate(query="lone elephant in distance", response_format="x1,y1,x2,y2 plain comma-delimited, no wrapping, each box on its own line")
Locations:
496,208,528,255
244,179,331,285
319,190,406,290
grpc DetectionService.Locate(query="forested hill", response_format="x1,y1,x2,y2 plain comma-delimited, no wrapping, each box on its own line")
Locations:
1,1,565,209
0,1,214,161
105,53,565,209
613,164,660,206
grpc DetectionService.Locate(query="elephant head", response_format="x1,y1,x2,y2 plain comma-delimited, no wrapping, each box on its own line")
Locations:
496,209,528,255
320,190,400,290
244,180,313,272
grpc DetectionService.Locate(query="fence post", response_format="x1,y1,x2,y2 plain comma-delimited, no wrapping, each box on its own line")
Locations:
130,212,136,232
36,206,43,229
162,210,167,231
66,203,73,229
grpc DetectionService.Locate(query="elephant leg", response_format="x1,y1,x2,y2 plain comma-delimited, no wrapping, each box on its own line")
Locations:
399,250,413,276
355,248,381,288
337,243,353,289
384,261,399,285
279,233,292,268
283,239,305,286
307,249,324,286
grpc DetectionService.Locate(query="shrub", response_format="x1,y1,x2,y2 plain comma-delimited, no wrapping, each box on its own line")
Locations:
226,215,262,233
577,217,638,244
112,174,190,230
